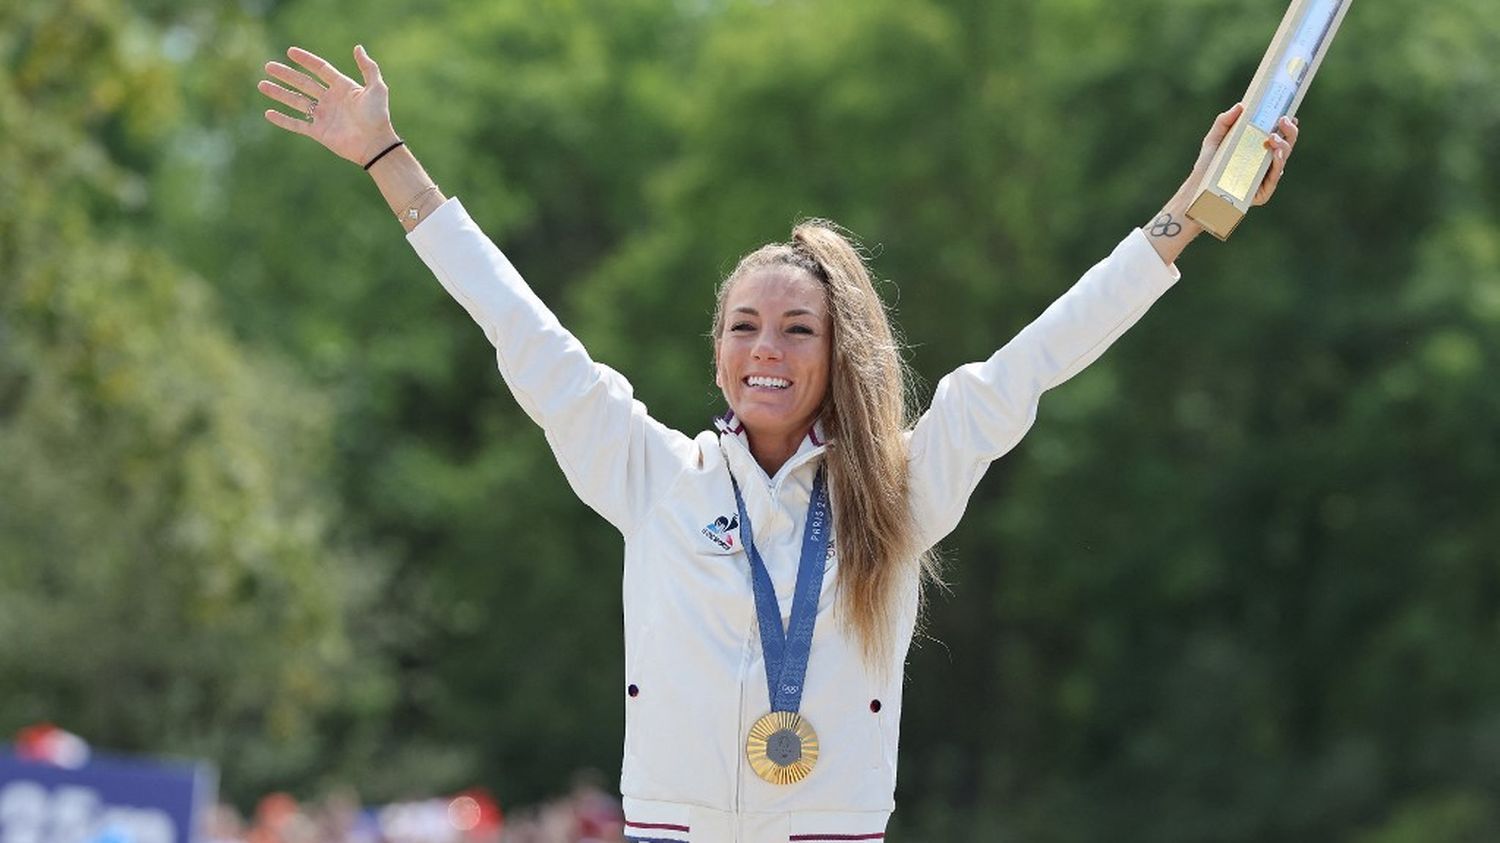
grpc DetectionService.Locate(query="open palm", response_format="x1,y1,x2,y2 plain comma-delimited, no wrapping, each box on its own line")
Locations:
258,46,398,166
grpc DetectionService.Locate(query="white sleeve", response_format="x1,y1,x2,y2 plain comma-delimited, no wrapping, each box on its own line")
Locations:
906,228,1180,551
406,197,698,536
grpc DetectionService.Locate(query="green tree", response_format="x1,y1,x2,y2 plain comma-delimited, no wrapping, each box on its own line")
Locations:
0,0,384,804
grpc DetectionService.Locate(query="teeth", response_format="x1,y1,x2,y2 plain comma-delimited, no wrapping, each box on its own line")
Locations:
746,376,790,389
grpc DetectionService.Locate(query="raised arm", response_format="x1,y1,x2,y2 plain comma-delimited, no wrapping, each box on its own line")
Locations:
904,103,1300,551
257,46,698,534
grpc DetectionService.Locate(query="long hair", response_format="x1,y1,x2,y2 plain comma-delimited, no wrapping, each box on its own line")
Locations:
711,219,941,666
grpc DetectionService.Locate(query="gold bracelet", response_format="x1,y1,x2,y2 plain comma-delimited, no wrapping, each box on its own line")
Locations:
398,184,440,223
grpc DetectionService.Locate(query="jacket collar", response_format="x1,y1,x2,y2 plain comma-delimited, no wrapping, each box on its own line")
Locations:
714,410,828,483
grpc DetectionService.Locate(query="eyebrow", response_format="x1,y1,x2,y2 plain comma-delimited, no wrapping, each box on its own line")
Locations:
731,306,821,318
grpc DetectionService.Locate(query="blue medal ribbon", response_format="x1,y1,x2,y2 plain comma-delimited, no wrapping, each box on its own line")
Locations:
731,466,831,713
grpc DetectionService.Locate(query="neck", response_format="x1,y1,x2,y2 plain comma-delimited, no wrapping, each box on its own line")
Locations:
747,429,804,477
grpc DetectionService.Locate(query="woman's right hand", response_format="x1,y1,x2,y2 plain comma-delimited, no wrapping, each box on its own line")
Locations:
258,45,400,167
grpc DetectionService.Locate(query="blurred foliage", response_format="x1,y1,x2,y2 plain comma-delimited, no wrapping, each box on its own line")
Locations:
4,0,1500,839
0,0,395,802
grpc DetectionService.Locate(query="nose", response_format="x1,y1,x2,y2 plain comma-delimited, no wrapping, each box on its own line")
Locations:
751,328,782,361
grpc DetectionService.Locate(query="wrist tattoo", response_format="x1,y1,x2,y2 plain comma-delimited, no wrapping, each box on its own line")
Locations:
1149,213,1183,238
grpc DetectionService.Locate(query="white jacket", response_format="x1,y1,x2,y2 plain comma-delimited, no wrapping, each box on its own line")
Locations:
407,198,1179,843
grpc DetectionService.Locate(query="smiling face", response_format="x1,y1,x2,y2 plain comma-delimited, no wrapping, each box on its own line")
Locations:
714,266,832,447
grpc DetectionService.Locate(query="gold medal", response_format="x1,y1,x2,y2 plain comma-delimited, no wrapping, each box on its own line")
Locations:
745,710,819,785
734,468,830,787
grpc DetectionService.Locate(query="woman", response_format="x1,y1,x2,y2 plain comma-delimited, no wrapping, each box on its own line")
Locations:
258,44,1297,843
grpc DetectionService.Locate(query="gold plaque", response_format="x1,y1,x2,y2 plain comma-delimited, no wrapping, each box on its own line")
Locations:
1217,124,1272,204
745,711,819,785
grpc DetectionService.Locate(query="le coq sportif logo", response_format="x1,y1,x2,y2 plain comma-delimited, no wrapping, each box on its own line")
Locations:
701,513,739,551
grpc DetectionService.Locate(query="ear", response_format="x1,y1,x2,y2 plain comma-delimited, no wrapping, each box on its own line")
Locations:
712,341,723,389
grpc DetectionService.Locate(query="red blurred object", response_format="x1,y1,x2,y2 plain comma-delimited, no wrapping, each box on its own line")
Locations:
247,792,304,843
450,789,501,842
14,723,90,769
255,792,300,830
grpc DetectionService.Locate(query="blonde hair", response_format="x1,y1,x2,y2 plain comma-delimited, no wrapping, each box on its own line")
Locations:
711,219,941,666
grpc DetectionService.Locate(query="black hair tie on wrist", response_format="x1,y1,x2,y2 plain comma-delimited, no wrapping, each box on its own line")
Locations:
363,139,405,171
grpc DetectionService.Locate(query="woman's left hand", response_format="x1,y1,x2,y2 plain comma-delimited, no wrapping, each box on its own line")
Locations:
1188,102,1300,207
1146,104,1303,264
1252,113,1299,206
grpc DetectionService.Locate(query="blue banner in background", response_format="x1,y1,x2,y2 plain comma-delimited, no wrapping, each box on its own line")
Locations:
0,753,215,843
